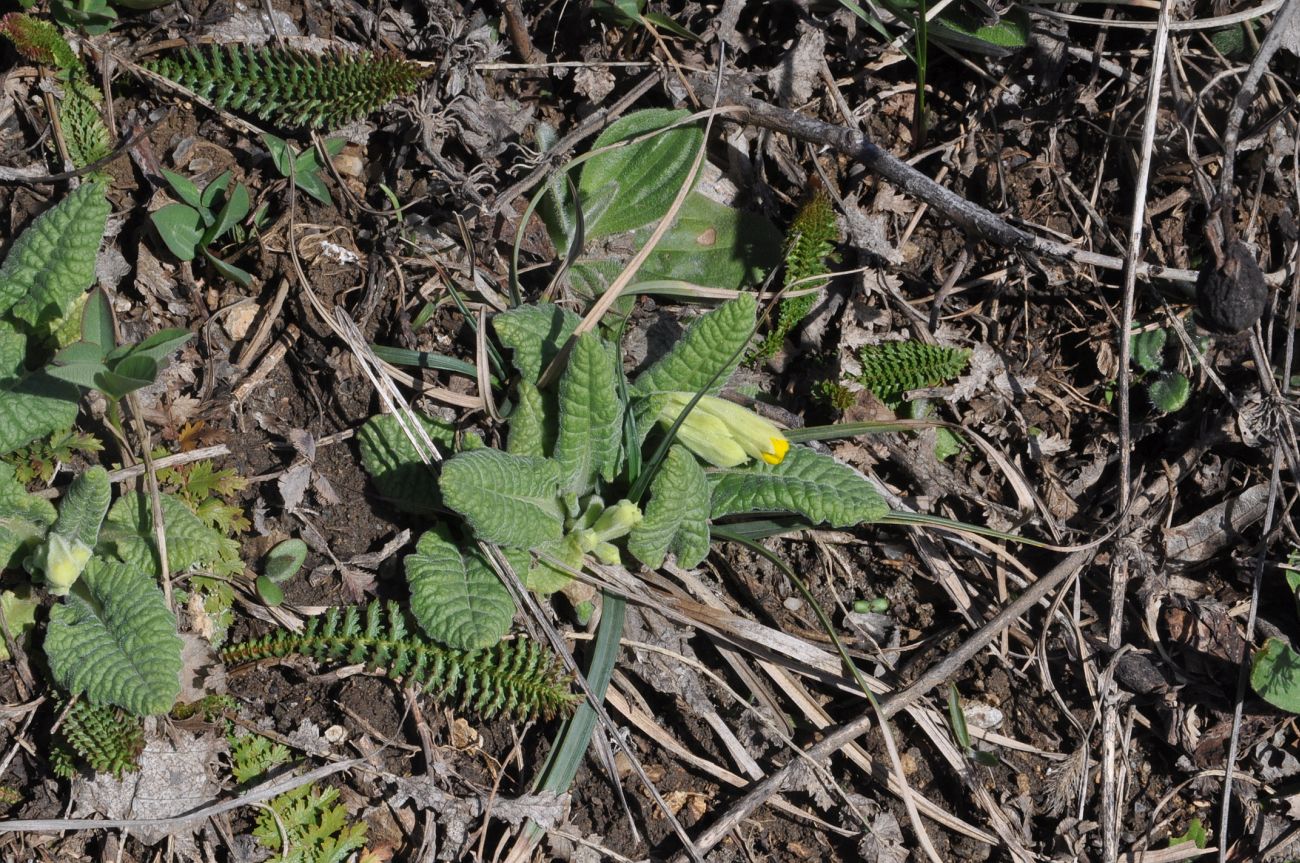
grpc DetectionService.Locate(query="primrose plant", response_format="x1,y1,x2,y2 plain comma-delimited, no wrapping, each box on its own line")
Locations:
0,171,214,778
354,293,887,655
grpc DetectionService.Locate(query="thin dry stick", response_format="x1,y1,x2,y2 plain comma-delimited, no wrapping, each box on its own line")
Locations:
1105,4,1172,859
703,79,1288,291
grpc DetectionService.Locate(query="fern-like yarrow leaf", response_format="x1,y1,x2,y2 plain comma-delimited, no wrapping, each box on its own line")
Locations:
50,694,145,778
709,445,888,528
44,557,183,715
756,191,838,358
854,340,971,404
222,601,576,720
142,44,429,130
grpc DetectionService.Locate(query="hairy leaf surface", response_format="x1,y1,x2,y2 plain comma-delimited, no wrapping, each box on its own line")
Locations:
578,109,702,238
493,303,580,383
440,450,564,548
1,181,109,332
0,463,56,569
554,333,622,494
709,446,888,527
51,465,111,547
357,412,456,514
102,492,223,573
405,529,513,650
45,557,182,715
507,381,553,458
0,374,80,456
628,445,710,569
631,294,756,399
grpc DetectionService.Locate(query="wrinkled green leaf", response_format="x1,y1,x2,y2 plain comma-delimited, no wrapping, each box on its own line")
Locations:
493,303,581,383
507,380,553,458
632,293,756,400
50,465,111,547
405,529,514,649
709,445,888,527
578,109,702,239
0,373,81,456
102,492,223,574
357,412,458,514
628,445,710,569
554,333,622,494
0,462,56,569
1,180,109,331
440,450,564,548
45,557,182,715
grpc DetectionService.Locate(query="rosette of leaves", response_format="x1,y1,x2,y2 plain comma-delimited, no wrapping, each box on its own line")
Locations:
150,169,257,287
361,295,888,645
1130,325,1196,414
142,44,430,130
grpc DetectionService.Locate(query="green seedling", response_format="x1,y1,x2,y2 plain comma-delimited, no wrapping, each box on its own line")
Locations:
948,683,998,767
255,538,307,607
1128,322,1205,414
593,0,698,40
151,169,256,287
46,289,191,401
262,134,346,206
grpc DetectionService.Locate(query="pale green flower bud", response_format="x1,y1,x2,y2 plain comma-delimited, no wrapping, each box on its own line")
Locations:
40,534,93,597
590,499,642,543
657,393,790,468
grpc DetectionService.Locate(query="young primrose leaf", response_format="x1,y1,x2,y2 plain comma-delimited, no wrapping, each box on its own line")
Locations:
628,445,710,569
439,450,565,549
553,333,623,495
404,529,513,650
45,557,183,715
631,293,757,400
709,446,888,528
1251,637,1300,713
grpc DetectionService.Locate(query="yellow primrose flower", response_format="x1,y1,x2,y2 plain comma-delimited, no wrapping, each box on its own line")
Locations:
658,393,790,468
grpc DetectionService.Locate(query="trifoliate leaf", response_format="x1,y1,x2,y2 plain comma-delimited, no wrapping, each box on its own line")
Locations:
45,557,183,715
439,450,564,548
708,446,888,528
404,529,513,649
628,445,710,569
554,333,622,494
492,303,581,383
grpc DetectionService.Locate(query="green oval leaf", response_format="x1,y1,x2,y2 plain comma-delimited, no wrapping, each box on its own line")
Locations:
439,450,564,548
150,203,204,262
264,538,307,583
708,445,888,528
578,109,702,239
405,529,514,649
1252,638,1300,713
357,412,458,514
45,557,183,715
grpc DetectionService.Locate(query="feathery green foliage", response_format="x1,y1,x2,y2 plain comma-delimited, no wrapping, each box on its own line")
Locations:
853,340,971,405
61,79,112,169
253,783,369,863
229,730,293,784
142,44,430,129
222,601,577,720
0,13,78,70
50,695,145,778
2,427,103,484
756,191,838,358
